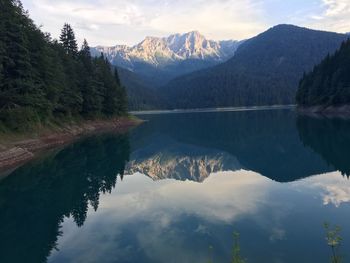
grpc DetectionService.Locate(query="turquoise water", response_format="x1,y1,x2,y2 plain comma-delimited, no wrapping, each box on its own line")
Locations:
1,108,349,263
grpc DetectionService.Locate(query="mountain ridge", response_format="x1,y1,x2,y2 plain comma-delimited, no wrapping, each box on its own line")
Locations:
91,31,242,87
161,24,349,109
92,31,240,68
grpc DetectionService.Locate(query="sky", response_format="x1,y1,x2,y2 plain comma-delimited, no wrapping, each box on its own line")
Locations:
21,0,350,46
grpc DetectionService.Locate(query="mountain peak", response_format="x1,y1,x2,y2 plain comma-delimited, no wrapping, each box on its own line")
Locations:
186,30,204,37
93,32,240,69
143,36,160,41
272,24,298,29
268,24,346,35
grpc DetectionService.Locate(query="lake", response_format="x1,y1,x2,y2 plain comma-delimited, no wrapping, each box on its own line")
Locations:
1,108,350,263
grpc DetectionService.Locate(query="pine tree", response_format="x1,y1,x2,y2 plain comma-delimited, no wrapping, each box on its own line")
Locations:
114,67,121,86
80,39,90,58
114,68,128,113
0,1,128,131
79,40,102,116
59,23,78,56
296,39,350,107
79,39,93,73
0,0,42,109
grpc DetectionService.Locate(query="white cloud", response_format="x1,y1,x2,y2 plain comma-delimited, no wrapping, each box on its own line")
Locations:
48,170,350,262
293,171,350,207
49,170,274,262
148,0,267,40
323,0,349,17
21,0,350,51
308,0,350,33
322,184,350,207
22,0,267,46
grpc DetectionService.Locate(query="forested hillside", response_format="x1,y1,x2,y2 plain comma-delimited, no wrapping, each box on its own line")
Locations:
0,0,127,132
162,25,348,109
117,67,164,110
296,39,350,107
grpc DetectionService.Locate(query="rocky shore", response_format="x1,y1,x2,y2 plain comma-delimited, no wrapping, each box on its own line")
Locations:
0,117,141,171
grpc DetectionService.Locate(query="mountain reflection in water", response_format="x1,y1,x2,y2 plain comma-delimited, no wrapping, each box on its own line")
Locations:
0,109,350,263
128,110,341,182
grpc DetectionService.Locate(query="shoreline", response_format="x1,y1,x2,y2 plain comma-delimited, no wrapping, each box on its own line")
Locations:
130,105,296,115
297,105,350,118
0,117,141,171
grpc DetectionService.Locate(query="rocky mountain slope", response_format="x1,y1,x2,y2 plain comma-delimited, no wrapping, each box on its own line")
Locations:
125,136,241,182
92,31,241,86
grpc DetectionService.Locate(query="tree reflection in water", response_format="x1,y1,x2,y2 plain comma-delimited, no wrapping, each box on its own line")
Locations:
0,133,130,263
297,115,350,179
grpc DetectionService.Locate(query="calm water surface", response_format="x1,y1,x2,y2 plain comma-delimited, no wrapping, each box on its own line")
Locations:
1,109,350,263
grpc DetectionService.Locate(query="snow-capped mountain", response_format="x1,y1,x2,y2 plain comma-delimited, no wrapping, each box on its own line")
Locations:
92,32,242,86
93,31,241,69
125,138,242,182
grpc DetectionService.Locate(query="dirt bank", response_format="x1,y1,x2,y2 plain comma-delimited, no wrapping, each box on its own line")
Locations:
0,117,141,171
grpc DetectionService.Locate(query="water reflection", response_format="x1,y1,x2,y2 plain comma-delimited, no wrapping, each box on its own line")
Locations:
0,134,130,263
49,171,274,263
2,109,350,263
49,171,350,263
126,135,241,182
297,115,350,178
129,110,333,182
292,172,350,207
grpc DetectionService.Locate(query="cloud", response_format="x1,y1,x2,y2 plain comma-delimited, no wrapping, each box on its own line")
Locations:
322,184,350,207
49,170,274,262
48,170,350,262
22,0,267,46
148,0,267,40
21,0,350,51
323,0,349,17
308,0,350,33
292,171,350,207
22,0,350,47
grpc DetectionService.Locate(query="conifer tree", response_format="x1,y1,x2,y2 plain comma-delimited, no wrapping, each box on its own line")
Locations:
296,39,350,107
79,39,103,116
114,68,121,86
114,68,128,113
0,0,128,131
80,39,90,58
59,23,78,56
0,0,39,109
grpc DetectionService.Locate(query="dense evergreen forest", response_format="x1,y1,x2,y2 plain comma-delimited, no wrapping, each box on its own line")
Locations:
162,25,348,109
0,0,127,132
296,39,350,107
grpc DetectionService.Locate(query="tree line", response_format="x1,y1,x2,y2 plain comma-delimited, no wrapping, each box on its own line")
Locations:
296,39,350,107
0,0,127,131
